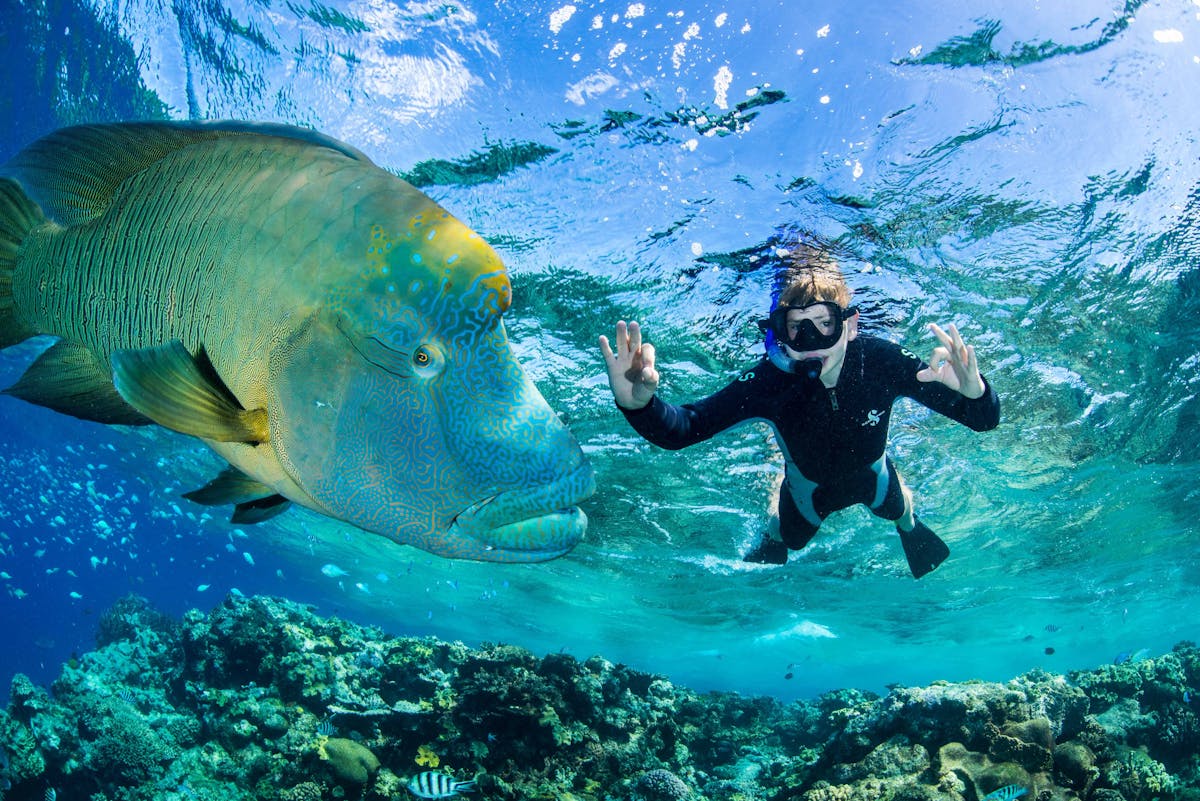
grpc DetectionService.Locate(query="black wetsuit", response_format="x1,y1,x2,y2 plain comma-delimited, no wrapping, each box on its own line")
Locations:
620,335,1000,549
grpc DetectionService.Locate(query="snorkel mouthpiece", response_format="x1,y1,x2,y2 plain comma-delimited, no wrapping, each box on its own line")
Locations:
799,358,823,381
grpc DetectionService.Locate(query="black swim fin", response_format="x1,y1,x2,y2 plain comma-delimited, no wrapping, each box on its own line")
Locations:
743,535,789,565
898,517,949,579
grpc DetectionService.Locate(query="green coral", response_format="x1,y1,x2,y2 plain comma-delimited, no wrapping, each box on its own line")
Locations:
634,768,693,800
320,737,379,785
434,686,458,710
415,744,440,767
1106,746,1176,801
279,781,324,801
0,714,46,784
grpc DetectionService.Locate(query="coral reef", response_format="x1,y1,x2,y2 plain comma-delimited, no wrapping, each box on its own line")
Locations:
0,594,1197,801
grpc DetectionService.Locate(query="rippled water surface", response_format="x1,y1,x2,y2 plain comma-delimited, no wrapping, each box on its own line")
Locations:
1,0,1198,700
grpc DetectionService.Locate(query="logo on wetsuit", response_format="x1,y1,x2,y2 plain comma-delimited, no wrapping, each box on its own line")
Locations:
862,409,883,427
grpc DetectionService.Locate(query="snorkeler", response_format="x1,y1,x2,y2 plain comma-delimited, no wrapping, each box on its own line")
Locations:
598,248,1000,578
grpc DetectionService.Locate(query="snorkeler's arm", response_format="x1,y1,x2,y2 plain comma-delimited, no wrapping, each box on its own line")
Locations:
889,335,999,431
619,364,769,450
928,375,1000,431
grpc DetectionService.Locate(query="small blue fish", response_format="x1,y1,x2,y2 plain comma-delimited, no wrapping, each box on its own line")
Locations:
981,785,1027,801
1114,648,1151,665
407,771,477,799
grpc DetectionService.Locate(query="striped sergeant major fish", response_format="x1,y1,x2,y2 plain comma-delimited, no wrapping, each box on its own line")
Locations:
406,771,478,799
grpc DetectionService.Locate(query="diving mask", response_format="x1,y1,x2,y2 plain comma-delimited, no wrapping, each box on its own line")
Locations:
759,301,858,352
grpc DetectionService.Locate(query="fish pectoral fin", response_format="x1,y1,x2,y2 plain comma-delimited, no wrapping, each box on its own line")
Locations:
231,495,291,525
111,340,268,443
3,340,153,425
184,466,291,524
183,465,277,506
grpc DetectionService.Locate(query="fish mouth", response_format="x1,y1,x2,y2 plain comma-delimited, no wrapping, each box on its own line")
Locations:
448,462,596,562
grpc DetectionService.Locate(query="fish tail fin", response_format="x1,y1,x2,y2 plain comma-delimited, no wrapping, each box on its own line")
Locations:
0,177,44,347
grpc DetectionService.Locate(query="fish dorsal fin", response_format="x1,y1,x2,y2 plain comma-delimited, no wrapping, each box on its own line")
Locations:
111,340,268,443
2,340,153,425
2,121,374,227
183,465,278,507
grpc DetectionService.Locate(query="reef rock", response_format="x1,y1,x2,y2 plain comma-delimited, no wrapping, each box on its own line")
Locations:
0,594,1196,801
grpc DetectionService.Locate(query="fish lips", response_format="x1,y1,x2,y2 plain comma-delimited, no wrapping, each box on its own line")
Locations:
449,462,596,561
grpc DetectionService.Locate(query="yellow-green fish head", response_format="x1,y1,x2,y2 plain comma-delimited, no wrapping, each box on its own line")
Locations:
268,193,594,562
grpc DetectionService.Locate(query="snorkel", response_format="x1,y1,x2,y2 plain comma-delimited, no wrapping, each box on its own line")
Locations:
766,336,823,379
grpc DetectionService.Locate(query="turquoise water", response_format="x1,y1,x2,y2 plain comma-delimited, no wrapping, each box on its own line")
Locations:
1,0,1198,702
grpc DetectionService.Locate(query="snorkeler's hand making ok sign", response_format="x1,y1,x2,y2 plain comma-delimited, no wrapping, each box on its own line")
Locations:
915,323,986,399
599,321,660,410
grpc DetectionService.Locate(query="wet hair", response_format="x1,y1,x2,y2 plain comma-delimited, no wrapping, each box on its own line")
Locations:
778,243,853,308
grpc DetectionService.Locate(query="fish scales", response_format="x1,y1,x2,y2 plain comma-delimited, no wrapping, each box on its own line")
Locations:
17,142,262,359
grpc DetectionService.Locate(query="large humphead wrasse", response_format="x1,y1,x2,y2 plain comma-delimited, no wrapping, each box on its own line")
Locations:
0,121,595,562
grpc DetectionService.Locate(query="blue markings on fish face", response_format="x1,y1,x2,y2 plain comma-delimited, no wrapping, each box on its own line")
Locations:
267,203,593,562
433,323,594,559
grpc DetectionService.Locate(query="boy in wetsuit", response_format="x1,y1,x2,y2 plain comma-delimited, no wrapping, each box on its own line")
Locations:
598,252,1000,578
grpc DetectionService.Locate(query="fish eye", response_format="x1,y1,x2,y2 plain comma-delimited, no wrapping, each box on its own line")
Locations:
411,345,444,375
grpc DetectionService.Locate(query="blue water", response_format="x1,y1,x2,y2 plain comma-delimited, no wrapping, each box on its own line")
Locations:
1,0,1198,703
